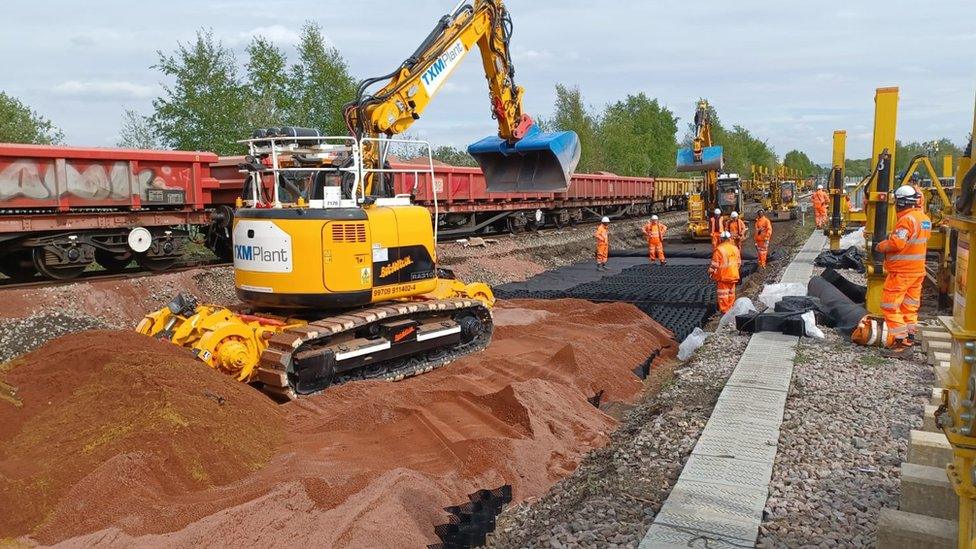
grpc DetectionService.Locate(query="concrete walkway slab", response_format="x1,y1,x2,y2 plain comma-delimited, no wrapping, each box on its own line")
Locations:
641,230,827,549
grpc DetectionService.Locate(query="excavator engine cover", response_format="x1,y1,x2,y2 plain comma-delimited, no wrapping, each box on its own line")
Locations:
468,125,581,193
676,145,724,173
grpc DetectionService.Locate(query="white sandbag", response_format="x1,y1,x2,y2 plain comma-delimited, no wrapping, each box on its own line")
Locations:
801,311,825,339
839,227,865,249
719,297,757,328
677,327,709,361
758,283,807,309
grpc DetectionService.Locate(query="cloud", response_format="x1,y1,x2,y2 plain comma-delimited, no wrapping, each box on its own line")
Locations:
226,25,304,46
69,35,96,47
52,80,155,100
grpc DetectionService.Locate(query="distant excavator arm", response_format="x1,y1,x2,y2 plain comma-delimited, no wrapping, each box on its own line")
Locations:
344,1,579,195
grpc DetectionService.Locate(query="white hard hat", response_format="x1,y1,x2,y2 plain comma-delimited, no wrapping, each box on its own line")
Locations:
714,208,722,215
894,185,920,207
731,211,739,218
894,185,918,199
651,215,659,220
817,184,824,189
601,216,610,223
721,231,732,239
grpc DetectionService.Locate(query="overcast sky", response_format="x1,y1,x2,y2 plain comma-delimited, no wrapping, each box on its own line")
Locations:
2,0,974,164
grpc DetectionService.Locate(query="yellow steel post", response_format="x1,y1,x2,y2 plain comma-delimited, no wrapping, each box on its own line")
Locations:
945,154,955,180
940,90,976,549
864,87,899,315
828,130,847,250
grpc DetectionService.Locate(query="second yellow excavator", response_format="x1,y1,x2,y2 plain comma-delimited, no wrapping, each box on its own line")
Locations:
137,0,581,399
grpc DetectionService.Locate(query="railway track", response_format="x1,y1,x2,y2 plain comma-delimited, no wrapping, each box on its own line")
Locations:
0,258,232,290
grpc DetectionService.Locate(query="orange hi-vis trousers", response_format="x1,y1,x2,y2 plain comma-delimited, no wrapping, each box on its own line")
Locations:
755,239,769,267
880,272,924,343
648,241,665,263
717,281,736,313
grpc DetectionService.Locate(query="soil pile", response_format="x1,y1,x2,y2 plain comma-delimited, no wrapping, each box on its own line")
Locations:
14,299,674,548
0,331,283,542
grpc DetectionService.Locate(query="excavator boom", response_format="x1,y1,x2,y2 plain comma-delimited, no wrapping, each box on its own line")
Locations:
345,0,580,193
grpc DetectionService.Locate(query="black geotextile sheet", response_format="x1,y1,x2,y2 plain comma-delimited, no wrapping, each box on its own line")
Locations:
495,261,758,341
611,241,767,261
814,246,866,272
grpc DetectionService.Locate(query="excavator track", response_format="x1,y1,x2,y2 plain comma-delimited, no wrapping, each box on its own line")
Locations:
254,298,493,400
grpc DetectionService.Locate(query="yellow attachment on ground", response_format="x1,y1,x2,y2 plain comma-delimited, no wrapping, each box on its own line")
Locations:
136,302,305,382
427,278,496,308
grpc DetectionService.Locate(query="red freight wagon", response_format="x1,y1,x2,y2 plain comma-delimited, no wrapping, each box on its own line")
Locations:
390,163,691,236
0,144,231,279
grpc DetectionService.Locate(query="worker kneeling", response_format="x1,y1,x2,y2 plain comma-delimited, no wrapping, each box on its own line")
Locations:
875,185,932,357
754,209,772,268
710,231,741,314
595,216,610,270
642,215,667,265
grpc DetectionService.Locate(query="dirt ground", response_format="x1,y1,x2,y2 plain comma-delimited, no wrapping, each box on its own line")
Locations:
0,299,676,547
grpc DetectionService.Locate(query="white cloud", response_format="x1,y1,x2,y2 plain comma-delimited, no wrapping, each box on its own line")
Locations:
226,25,303,46
52,80,155,100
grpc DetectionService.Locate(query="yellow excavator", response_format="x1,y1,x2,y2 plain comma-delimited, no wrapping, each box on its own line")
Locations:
136,0,580,399
678,100,743,239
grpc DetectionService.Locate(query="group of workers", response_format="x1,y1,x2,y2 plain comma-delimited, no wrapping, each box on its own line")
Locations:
595,208,774,314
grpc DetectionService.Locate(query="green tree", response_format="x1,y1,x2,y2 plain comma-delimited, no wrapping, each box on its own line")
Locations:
151,30,249,154
289,22,356,135
117,109,160,149
0,92,63,144
539,84,602,172
245,36,292,130
597,93,678,176
681,101,777,176
431,145,478,167
783,149,819,177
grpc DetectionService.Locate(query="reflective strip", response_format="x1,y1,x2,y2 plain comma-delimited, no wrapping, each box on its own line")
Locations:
880,302,898,311
416,325,462,342
890,254,926,261
336,341,392,361
902,297,920,306
907,238,928,244
895,228,909,238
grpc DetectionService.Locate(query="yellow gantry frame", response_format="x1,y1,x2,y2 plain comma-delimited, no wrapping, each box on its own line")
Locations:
940,89,976,549
348,0,526,195
863,87,899,315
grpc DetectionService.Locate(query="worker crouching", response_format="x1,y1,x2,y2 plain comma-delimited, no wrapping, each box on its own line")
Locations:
595,216,610,270
754,209,772,268
710,231,741,313
642,215,667,265
876,185,932,357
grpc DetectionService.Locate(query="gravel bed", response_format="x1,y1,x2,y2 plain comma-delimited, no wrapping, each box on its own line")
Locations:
486,329,750,549
757,332,932,547
0,312,108,363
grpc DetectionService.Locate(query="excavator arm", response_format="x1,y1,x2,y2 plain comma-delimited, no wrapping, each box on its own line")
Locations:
677,100,726,238
344,1,580,194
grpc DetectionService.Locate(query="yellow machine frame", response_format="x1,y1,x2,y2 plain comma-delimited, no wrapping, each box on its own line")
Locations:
862,87,899,315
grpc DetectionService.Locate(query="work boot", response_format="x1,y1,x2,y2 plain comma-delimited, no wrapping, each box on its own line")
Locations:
907,333,917,346
881,339,913,359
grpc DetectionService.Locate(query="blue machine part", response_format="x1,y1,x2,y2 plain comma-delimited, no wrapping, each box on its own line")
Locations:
468,125,581,192
676,145,723,173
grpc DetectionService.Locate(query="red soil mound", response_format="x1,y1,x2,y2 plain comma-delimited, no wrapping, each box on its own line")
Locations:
11,299,674,548
0,331,284,541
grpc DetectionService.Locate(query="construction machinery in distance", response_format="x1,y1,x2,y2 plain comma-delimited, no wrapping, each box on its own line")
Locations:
136,0,581,399
754,164,799,221
677,100,743,239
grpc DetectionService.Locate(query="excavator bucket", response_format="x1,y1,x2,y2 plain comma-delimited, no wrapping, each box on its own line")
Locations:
468,126,581,193
676,145,724,173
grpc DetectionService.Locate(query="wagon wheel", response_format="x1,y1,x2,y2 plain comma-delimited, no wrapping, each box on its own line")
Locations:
32,247,90,280
136,254,178,272
552,213,565,229
95,249,133,272
506,216,524,234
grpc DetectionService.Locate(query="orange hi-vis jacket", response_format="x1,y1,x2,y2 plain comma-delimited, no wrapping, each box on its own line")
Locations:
877,208,932,275
812,189,828,209
725,218,746,240
754,216,772,242
642,221,667,243
710,240,741,283
709,216,722,236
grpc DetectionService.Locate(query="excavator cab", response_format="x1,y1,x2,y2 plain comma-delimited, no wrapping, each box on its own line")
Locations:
468,125,581,193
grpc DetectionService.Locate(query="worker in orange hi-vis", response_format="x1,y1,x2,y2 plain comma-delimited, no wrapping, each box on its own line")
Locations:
754,209,773,268
642,215,668,266
725,211,747,251
876,185,932,357
595,216,610,271
709,208,723,248
709,231,741,314
812,184,829,228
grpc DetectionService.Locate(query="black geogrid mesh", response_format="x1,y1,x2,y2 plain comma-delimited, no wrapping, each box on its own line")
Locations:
496,262,757,341
429,485,513,549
